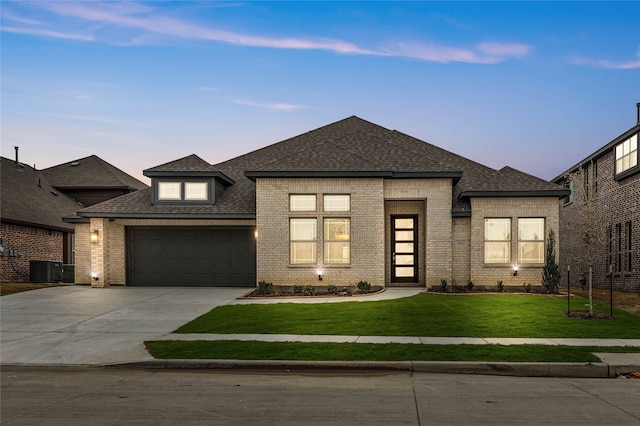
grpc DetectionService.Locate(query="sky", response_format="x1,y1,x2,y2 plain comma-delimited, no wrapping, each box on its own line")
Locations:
1,1,639,184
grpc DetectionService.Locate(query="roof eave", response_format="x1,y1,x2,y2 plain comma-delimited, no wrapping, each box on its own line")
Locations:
143,170,235,186
460,190,571,199
244,170,463,182
75,212,256,220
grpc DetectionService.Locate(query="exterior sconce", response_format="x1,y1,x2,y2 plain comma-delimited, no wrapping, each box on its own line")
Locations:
317,270,323,281
91,272,99,281
254,229,258,240
512,266,518,277
90,230,99,244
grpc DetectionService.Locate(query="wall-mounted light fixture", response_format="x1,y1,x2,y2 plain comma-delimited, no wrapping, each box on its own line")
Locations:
254,229,258,240
90,230,99,244
317,270,323,281
91,272,99,281
512,266,518,277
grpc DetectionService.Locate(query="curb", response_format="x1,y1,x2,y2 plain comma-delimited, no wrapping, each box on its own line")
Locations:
107,359,640,378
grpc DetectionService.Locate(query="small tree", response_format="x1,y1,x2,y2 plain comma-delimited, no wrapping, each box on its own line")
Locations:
542,229,561,294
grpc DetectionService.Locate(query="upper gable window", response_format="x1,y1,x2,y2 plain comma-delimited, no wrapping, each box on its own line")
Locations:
156,181,210,202
290,195,316,212
158,182,181,200
324,195,350,212
615,133,638,176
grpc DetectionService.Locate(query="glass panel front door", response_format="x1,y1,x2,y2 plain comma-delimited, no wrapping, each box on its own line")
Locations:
391,215,418,282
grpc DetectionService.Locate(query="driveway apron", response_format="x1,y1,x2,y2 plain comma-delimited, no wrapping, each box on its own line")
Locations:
0,286,249,366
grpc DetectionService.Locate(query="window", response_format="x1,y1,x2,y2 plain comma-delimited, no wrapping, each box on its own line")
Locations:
593,160,598,194
562,180,574,206
615,133,638,175
484,218,511,263
518,218,545,264
324,218,350,264
158,182,181,200
607,225,614,272
324,195,350,211
290,195,316,211
616,223,623,273
290,219,316,264
583,166,590,201
185,182,208,200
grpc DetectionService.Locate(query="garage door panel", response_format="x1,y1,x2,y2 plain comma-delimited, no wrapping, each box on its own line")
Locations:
127,226,256,287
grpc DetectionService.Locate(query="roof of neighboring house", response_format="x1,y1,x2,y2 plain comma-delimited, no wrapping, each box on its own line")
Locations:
1,157,83,231
72,116,568,219
41,155,148,190
551,122,640,183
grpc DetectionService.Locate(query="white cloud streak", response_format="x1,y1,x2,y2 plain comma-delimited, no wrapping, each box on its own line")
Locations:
571,47,640,70
231,99,305,111
3,1,531,64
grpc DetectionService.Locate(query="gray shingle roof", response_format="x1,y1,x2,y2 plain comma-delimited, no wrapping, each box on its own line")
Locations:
41,155,148,190
1,157,83,231
144,154,220,174
74,116,568,219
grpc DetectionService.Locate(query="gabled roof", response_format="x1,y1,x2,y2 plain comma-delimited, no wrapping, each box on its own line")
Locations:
72,116,568,219
41,155,148,190
1,157,82,231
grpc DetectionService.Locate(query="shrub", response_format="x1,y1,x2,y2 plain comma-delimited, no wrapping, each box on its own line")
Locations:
466,280,474,291
256,280,273,295
439,279,448,292
293,285,304,295
541,229,561,294
303,285,315,296
496,280,504,292
523,283,532,293
356,281,371,293
327,284,337,295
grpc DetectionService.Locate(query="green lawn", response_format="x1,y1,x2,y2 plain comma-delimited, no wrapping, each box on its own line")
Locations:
145,341,640,363
175,293,640,339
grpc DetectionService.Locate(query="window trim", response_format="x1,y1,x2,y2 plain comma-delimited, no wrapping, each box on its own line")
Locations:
614,132,639,179
323,194,351,212
290,194,317,212
290,218,317,265
154,179,212,204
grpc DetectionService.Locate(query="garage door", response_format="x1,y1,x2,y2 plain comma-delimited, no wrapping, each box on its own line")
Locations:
126,226,256,286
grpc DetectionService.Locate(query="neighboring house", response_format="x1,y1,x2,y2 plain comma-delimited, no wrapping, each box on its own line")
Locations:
71,116,568,289
41,155,148,207
0,153,148,283
552,104,639,291
0,156,81,282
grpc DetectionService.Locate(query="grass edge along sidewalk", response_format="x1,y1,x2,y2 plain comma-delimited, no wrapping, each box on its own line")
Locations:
146,294,640,363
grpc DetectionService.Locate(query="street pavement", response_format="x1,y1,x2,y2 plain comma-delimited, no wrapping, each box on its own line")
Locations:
1,286,639,376
2,367,639,425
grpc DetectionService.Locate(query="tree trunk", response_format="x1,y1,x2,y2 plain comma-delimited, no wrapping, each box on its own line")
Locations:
588,264,593,314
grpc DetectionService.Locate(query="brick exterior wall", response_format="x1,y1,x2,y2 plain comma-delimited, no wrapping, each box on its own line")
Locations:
256,178,386,287
76,218,256,287
557,147,639,291
0,223,65,282
469,197,560,287
452,217,471,286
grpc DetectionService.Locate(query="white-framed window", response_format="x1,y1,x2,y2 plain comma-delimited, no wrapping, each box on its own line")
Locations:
615,133,638,175
290,194,317,212
290,218,317,264
185,182,208,200
158,182,181,200
324,194,350,212
484,218,511,264
324,218,350,264
518,218,545,264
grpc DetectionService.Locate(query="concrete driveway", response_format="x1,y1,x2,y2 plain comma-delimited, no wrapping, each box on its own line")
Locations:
0,286,249,366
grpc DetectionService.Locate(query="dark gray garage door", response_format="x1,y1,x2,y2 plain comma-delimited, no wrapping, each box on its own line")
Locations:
126,226,256,286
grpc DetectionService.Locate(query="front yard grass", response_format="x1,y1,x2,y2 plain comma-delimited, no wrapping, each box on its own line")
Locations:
175,293,640,339
145,341,640,363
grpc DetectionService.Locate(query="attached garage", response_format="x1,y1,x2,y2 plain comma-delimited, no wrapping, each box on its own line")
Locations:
126,226,256,286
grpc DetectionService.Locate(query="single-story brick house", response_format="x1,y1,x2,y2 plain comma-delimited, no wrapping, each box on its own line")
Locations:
68,116,569,288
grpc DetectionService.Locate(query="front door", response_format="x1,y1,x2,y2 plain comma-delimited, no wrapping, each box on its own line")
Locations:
391,215,418,282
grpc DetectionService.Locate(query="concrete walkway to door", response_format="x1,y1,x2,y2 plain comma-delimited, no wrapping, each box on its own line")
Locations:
0,286,249,366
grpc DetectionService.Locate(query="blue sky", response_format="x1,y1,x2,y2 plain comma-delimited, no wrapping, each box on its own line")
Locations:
2,1,639,184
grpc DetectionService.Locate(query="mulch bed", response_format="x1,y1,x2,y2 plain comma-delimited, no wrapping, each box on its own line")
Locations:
565,310,614,320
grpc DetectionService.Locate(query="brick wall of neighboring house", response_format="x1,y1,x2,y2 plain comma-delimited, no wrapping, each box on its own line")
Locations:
77,218,256,287
557,148,640,291
256,178,386,287
0,223,64,282
469,197,560,287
